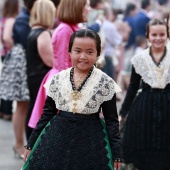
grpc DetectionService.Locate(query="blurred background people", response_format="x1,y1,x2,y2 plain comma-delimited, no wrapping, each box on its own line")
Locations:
134,0,151,38
11,0,36,158
87,0,105,32
101,6,122,79
134,36,147,55
25,0,56,140
124,3,137,52
118,3,137,93
0,0,19,121
113,9,131,82
0,0,36,159
28,0,91,129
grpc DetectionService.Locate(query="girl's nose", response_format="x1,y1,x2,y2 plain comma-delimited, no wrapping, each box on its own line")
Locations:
80,53,86,58
156,36,161,40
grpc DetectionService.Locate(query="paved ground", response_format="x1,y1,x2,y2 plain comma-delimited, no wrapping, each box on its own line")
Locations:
0,119,24,170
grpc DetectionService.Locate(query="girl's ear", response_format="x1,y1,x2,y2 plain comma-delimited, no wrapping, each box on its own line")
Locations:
146,39,151,47
69,52,72,58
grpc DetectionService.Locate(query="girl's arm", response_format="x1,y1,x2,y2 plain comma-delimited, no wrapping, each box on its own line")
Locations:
3,18,15,48
37,31,54,67
119,66,141,118
101,94,123,163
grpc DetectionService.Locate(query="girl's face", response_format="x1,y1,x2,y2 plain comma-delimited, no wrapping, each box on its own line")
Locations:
148,25,167,50
70,37,98,73
82,0,91,22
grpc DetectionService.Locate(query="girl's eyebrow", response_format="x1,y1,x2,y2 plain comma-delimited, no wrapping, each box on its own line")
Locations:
73,47,95,50
86,48,95,51
73,47,81,49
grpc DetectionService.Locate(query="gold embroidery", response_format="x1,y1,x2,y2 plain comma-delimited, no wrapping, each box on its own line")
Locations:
155,67,163,79
70,91,82,113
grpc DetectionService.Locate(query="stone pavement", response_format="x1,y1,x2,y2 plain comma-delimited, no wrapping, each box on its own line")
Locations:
0,119,24,170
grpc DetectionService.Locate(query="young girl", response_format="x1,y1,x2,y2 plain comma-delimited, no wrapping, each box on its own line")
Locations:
120,19,170,170
22,29,123,170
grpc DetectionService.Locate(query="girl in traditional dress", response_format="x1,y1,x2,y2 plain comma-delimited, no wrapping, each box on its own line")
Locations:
120,19,170,170
22,29,123,170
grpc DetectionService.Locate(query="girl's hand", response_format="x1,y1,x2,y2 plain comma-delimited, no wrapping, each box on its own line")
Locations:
23,149,31,162
114,161,122,170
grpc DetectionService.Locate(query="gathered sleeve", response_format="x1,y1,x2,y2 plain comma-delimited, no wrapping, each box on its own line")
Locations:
119,66,141,117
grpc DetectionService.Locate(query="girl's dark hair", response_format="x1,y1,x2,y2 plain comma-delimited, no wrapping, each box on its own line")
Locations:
68,29,101,56
146,19,169,38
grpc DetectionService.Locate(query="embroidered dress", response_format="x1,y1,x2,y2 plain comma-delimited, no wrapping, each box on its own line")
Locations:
0,44,29,101
22,67,123,170
120,48,170,170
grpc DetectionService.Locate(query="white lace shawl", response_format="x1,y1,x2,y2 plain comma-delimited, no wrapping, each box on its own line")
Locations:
44,67,121,114
131,48,170,89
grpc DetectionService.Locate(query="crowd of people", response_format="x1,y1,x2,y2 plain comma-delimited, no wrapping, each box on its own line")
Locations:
0,0,170,169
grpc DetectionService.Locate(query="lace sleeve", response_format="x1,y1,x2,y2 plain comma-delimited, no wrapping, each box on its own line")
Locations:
119,66,141,117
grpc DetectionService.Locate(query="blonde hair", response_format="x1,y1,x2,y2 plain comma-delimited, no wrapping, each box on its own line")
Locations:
30,0,56,28
57,0,87,24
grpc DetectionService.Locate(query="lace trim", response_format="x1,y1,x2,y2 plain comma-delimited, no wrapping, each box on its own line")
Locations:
45,67,121,114
131,48,170,89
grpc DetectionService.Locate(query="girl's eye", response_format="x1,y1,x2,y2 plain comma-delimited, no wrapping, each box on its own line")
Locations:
74,50,80,53
151,34,156,36
160,33,165,36
87,51,93,54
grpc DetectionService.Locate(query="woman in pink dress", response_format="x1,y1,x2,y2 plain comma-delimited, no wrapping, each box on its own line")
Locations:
28,0,91,128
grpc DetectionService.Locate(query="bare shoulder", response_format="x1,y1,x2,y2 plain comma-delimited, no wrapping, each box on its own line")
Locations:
38,30,51,40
